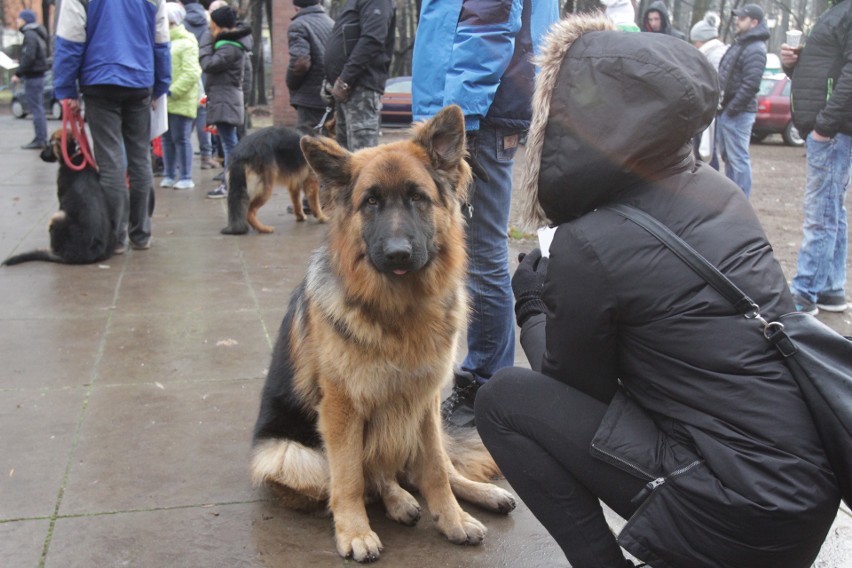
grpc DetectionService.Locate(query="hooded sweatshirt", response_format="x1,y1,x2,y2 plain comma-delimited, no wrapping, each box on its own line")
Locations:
167,24,202,118
640,1,685,40
517,14,839,568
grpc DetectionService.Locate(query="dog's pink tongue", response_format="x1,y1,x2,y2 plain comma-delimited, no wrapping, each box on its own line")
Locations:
393,269,407,276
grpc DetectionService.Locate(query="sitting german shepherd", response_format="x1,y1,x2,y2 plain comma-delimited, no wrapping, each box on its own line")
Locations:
250,106,515,562
220,125,328,235
2,130,114,266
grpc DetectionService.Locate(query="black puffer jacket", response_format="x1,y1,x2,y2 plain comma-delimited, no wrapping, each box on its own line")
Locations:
324,0,395,93
787,0,852,137
287,5,334,109
16,22,49,78
718,20,769,114
200,26,252,126
518,16,839,568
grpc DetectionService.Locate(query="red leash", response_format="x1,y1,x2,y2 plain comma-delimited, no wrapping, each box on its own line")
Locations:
61,100,98,172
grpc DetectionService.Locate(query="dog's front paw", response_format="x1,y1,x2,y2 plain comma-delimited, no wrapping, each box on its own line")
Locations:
336,529,383,563
482,485,516,514
436,510,486,545
383,487,421,526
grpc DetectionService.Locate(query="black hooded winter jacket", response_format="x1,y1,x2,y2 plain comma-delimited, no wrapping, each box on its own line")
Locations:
640,1,685,40
518,16,839,568
200,26,252,126
787,0,852,138
16,22,49,78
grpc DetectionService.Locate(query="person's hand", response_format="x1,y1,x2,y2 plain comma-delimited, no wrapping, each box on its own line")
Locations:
62,98,80,114
331,77,350,103
11,75,20,84
512,248,549,327
779,44,799,68
811,131,832,143
151,98,158,111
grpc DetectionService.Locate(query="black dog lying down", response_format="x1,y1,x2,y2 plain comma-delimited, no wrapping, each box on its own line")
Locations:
2,130,114,266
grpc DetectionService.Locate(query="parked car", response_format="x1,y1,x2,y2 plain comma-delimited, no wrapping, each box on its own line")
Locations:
381,76,412,126
751,73,803,147
10,70,62,120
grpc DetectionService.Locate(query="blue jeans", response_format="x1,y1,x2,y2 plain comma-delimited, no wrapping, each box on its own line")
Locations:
163,113,194,181
716,110,756,197
25,75,47,144
216,123,238,169
461,123,518,383
791,132,852,303
195,105,212,157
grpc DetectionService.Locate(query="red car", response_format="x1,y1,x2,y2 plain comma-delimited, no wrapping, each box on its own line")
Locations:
751,73,803,147
380,76,412,126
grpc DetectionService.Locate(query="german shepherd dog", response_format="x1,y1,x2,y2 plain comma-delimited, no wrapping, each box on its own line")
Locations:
250,106,515,562
2,130,114,266
220,125,328,235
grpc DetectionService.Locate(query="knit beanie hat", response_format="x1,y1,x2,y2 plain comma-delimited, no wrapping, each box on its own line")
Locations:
294,0,321,7
166,3,187,25
210,6,237,28
18,10,37,24
690,12,720,42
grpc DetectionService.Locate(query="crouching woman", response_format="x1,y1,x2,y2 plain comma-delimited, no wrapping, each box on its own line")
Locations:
474,14,840,568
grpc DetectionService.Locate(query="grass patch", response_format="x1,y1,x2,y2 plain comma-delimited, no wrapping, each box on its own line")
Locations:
508,226,535,241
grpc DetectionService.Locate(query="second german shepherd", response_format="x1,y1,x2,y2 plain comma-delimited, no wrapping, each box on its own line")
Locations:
250,106,516,562
220,125,328,235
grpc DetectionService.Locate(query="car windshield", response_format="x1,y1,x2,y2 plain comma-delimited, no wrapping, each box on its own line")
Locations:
384,79,411,94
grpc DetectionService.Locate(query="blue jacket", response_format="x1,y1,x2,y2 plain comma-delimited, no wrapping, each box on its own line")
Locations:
412,0,559,131
53,0,171,100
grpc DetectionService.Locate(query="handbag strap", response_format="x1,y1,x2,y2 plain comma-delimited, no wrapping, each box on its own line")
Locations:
605,204,763,319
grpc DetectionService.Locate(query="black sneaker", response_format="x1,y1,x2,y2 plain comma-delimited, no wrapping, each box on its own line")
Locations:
441,371,481,428
816,292,847,313
792,294,818,316
21,139,45,150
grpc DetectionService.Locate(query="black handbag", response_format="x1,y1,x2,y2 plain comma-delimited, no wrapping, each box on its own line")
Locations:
607,203,852,509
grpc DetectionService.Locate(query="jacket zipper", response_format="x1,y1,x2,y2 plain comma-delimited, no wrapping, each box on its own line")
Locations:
629,459,703,505
591,442,657,480
827,77,834,101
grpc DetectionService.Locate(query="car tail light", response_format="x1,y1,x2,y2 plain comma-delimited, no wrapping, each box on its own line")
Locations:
758,99,770,113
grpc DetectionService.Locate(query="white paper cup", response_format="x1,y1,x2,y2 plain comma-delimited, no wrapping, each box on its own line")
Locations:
537,226,557,258
786,30,802,49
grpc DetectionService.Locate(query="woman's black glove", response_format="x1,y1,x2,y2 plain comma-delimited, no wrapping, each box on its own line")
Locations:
512,248,548,327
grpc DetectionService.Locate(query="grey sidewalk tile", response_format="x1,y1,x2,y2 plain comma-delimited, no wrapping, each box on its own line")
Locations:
59,380,261,516
0,264,122,319
97,310,271,385
0,317,107,390
0,519,50,568
0,388,87,520
113,270,257,316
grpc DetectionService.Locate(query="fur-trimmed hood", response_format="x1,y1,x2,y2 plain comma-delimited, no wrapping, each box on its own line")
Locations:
519,13,719,227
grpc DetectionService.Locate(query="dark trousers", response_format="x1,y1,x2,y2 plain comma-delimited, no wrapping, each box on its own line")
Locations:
25,75,47,144
84,92,154,247
475,367,646,568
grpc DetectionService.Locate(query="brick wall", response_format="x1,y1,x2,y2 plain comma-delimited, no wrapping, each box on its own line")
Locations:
272,2,297,126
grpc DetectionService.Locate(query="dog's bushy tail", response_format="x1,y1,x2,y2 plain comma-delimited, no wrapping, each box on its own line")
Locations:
221,161,250,235
443,426,502,482
2,249,63,266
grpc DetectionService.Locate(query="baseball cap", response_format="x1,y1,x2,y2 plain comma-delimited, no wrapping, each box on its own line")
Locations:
732,3,764,21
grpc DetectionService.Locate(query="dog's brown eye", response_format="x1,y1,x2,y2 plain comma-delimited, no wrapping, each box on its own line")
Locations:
366,196,378,206
411,193,422,202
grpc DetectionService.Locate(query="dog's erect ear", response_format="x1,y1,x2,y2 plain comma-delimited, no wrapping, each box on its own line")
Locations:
300,135,352,189
414,105,467,171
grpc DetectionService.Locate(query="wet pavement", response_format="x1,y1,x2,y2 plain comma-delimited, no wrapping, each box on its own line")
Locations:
0,115,849,567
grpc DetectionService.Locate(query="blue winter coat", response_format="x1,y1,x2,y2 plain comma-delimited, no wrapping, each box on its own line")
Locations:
53,0,171,100
411,0,559,131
